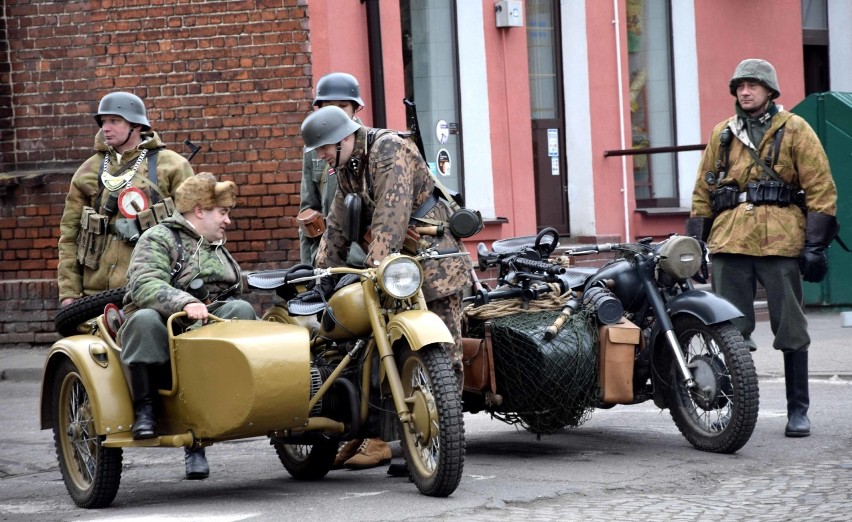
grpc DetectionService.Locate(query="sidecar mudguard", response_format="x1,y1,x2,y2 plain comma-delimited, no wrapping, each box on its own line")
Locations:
666,289,744,325
40,335,134,436
387,309,453,350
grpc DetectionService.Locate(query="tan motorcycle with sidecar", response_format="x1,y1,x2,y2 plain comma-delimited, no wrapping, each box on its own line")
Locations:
40,251,466,508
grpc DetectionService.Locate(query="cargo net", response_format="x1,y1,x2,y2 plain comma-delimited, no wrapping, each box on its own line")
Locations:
466,306,600,434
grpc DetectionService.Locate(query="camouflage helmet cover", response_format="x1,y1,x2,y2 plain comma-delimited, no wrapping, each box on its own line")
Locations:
301,105,361,153
95,92,151,129
729,59,780,100
313,72,364,108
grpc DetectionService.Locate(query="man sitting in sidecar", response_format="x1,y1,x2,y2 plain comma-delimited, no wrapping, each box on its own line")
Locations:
117,172,257,479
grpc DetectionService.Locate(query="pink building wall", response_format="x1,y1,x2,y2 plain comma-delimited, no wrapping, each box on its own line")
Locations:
694,0,805,141
305,0,810,244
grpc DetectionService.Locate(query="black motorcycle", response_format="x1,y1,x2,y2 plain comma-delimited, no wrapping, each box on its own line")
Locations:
461,228,758,454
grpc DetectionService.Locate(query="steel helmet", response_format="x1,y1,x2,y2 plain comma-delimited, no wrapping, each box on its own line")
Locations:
729,59,780,100
301,106,361,152
313,72,364,108
95,92,150,129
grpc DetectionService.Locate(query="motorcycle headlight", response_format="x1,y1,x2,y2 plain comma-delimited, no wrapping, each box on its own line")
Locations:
657,236,703,280
377,254,423,299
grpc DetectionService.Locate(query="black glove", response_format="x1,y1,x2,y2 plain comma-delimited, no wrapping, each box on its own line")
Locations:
799,211,839,283
310,275,337,299
685,216,714,243
685,217,713,284
799,244,827,283
692,241,710,285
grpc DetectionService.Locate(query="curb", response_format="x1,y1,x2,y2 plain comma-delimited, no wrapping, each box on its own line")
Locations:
0,368,42,382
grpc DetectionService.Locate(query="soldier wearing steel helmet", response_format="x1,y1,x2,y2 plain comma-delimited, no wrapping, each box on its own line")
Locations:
687,59,838,438
57,92,194,307
300,105,473,473
298,72,366,267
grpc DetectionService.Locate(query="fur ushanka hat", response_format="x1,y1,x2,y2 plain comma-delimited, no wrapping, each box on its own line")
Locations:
175,172,237,213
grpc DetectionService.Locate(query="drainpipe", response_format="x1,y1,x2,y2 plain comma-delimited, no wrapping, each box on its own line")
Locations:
612,0,632,241
363,0,387,127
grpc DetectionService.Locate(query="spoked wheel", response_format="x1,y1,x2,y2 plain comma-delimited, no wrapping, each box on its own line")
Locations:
396,344,464,497
52,359,122,508
273,441,337,480
665,316,759,453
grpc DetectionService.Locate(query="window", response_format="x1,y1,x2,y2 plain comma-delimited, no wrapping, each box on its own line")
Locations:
626,0,677,207
400,0,463,193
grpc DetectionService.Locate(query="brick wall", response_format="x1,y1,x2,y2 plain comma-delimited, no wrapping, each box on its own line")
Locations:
0,0,312,348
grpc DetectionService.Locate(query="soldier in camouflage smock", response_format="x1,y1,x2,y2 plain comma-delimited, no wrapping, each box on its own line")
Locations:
118,173,256,479
57,92,194,306
687,59,838,438
301,105,473,472
305,107,472,365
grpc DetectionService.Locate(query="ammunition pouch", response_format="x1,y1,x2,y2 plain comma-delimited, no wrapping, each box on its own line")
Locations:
297,208,327,238
119,197,176,244
710,185,740,214
711,181,799,215
76,207,109,269
745,180,794,207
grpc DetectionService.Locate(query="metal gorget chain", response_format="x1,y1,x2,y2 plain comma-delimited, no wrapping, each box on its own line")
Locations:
101,149,148,192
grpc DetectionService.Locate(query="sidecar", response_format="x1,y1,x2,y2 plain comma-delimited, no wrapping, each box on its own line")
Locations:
40,312,313,508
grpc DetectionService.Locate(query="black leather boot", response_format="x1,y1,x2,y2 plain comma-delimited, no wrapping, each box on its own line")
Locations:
184,447,209,480
784,351,811,437
128,364,157,440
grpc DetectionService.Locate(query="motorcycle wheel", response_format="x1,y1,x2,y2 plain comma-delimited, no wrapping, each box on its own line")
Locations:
55,288,126,337
273,441,337,480
665,316,759,454
52,358,123,508
396,344,465,497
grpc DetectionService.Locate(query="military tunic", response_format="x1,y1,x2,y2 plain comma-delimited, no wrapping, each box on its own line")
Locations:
314,126,473,368
57,130,193,302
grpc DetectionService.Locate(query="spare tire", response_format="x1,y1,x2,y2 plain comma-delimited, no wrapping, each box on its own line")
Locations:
55,288,126,337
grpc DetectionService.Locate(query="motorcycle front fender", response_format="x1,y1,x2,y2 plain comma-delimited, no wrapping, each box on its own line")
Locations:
667,289,744,325
387,309,454,350
40,336,134,435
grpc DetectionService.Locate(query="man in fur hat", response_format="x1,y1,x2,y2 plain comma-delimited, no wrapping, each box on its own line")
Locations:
118,172,257,479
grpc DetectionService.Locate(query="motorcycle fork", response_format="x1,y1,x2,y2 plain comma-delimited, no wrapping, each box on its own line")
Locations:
361,279,414,425
638,260,697,391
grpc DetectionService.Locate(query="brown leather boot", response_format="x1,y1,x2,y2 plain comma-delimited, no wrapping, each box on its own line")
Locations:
344,438,392,470
333,439,363,469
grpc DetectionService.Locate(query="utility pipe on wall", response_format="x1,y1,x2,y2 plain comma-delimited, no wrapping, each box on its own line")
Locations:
612,0,632,241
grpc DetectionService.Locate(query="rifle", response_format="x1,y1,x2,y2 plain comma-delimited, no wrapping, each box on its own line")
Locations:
184,136,203,162
403,98,428,162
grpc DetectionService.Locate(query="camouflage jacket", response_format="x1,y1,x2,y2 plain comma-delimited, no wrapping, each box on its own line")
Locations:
315,126,472,301
57,130,194,301
691,108,837,257
121,212,244,319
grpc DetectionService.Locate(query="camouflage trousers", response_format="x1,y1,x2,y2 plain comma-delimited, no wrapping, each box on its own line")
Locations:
427,292,464,374
119,300,257,365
